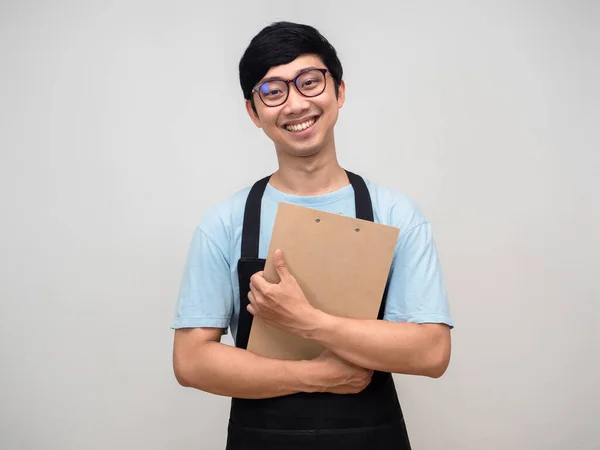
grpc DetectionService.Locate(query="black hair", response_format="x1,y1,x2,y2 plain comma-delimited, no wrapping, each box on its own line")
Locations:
239,21,343,110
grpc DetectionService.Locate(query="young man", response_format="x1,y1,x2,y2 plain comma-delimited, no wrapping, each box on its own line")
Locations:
172,21,454,450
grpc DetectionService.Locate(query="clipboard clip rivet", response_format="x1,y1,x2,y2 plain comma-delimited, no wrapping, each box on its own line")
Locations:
355,227,360,232
315,217,321,223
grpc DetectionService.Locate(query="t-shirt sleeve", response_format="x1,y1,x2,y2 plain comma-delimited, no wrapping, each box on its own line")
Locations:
383,221,454,328
171,226,233,333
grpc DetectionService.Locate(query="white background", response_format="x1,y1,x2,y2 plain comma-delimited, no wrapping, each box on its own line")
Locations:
1,1,599,449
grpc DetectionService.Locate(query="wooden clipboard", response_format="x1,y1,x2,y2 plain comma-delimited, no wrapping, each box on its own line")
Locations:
246,202,400,360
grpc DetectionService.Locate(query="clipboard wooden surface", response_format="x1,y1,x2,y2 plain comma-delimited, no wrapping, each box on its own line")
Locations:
246,202,400,360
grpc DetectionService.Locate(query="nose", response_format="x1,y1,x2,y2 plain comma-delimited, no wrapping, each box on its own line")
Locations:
282,84,311,115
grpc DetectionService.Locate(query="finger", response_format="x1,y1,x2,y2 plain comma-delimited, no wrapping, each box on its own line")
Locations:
249,273,259,288
251,272,270,292
273,249,290,282
248,290,257,308
247,303,257,315
249,286,268,309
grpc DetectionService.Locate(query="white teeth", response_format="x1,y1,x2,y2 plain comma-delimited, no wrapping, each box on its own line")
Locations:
285,117,316,132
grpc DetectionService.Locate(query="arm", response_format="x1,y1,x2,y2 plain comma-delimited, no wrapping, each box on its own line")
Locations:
173,327,314,398
302,312,451,378
172,327,373,399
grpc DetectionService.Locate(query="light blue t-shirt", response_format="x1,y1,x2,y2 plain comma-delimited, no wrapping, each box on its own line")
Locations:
171,178,454,341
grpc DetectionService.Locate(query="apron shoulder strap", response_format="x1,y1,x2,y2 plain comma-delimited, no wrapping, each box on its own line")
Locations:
345,170,374,222
345,170,389,320
241,175,271,258
240,175,271,259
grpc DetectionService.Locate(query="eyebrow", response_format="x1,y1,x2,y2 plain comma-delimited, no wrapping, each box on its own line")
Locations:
258,66,321,84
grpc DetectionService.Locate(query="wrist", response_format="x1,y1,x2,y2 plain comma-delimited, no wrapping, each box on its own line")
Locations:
300,308,335,343
285,359,326,393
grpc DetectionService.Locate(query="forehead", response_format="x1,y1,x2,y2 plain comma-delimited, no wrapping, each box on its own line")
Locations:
262,54,326,80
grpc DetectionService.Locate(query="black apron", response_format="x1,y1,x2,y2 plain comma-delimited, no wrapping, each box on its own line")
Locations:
226,170,412,450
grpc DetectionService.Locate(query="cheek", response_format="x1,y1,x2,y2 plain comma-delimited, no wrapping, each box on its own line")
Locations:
317,95,338,117
264,119,281,137
255,105,279,127
259,112,281,130
320,103,339,127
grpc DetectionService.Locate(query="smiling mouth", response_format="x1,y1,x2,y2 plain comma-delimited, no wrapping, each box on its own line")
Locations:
283,115,320,132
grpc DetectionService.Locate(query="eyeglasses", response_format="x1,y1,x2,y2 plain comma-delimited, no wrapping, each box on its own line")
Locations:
252,68,329,107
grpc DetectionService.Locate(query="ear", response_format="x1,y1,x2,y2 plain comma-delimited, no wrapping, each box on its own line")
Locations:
336,80,346,109
245,99,262,128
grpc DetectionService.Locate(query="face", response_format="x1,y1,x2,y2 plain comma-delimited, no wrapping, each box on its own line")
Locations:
245,54,346,158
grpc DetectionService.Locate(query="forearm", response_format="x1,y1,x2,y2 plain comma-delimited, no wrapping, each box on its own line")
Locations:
176,341,318,399
306,311,451,378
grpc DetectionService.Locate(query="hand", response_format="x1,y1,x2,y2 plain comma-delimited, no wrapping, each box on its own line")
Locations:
248,249,319,336
311,349,373,394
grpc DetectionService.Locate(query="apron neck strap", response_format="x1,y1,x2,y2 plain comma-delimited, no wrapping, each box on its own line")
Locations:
240,170,373,259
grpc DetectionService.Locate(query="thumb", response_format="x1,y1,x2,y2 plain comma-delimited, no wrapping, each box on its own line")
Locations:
273,249,290,281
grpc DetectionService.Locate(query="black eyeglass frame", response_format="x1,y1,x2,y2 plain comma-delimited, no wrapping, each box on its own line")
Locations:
251,68,330,107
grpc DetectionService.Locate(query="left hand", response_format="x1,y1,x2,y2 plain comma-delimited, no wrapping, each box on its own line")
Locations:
248,249,318,336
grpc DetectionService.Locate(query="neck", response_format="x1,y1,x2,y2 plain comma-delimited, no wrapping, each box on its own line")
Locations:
270,139,349,196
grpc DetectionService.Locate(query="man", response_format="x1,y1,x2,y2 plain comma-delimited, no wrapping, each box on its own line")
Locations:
171,21,454,450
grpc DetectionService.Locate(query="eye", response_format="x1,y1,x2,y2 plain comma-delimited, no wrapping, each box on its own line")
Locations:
301,78,322,90
297,70,325,92
260,81,286,98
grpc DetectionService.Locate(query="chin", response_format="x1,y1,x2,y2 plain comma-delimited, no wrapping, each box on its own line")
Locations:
282,144,323,158
284,134,334,158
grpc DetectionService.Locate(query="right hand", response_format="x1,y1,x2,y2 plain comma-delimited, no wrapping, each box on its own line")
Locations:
311,349,373,394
